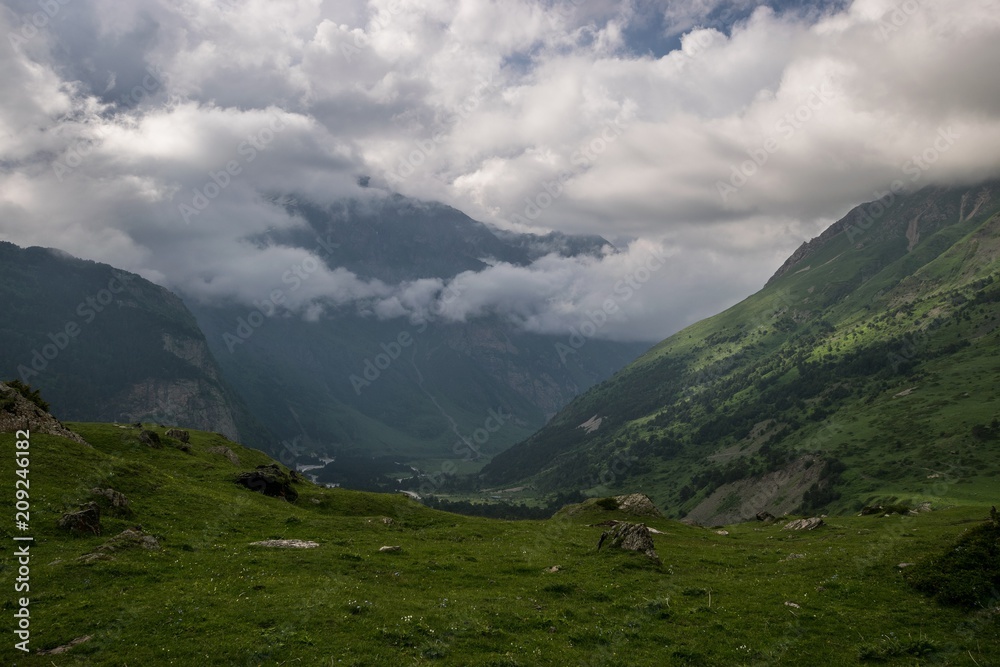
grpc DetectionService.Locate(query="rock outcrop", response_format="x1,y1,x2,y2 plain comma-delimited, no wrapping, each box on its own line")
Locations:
0,381,89,445
597,522,660,562
236,464,298,502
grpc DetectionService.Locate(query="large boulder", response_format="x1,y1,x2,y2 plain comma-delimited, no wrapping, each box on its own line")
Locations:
236,464,298,502
597,521,660,562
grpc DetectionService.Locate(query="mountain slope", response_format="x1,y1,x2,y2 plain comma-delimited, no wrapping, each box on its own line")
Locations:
0,242,271,449
187,194,648,469
482,181,1000,522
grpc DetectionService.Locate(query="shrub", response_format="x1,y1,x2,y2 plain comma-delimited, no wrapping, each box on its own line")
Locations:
2,380,50,412
595,497,619,511
904,518,1000,608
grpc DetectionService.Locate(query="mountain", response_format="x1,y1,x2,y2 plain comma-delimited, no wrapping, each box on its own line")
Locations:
482,181,1000,523
0,242,270,450
186,194,649,471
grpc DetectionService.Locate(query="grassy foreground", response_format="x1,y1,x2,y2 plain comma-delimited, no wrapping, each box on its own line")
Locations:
1,424,998,666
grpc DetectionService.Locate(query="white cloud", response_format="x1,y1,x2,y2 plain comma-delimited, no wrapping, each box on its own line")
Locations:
1,0,1000,343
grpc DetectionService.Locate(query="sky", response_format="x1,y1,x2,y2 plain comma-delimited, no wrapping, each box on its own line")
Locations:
1,0,1000,342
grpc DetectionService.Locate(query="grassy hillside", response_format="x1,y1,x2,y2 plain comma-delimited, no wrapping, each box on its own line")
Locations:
1,425,999,665
482,182,1000,521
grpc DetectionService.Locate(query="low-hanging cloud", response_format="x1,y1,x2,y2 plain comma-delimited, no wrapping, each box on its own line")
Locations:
2,0,1000,344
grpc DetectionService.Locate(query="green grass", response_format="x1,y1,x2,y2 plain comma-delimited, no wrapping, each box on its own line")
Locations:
2,424,1000,665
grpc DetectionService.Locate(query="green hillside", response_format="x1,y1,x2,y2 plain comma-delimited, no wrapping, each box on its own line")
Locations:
1,424,999,665
482,182,1000,522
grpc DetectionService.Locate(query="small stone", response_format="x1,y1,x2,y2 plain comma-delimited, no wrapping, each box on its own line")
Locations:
379,545,403,553
897,562,915,569
784,601,801,609
716,530,729,536
545,566,561,573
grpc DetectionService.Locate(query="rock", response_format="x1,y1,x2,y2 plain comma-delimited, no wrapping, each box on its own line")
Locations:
716,530,730,536
139,429,161,448
37,636,92,656
597,522,660,562
755,511,776,523
90,488,131,516
379,545,403,553
166,428,190,443
209,446,241,466
290,469,307,483
545,566,561,573
381,517,394,525
897,562,915,569
782,517,824,531
80,528,160,562
784,601,801,609
57,503,102,535
612,493,664,518
111,528,159,550
250,540,320,549
0,381,89,446
235,464,298,501
785,553,805,560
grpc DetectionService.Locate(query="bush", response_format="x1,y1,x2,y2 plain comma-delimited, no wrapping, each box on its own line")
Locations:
2,380,50,412
595,497,620,511
904,518,1000,608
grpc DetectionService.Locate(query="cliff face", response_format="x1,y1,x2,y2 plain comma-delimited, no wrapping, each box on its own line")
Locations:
0,242,251,444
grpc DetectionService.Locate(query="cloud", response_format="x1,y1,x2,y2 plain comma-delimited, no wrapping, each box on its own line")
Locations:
1,0,1000,343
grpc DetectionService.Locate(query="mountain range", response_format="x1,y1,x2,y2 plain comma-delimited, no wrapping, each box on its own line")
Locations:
0,196,649,484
